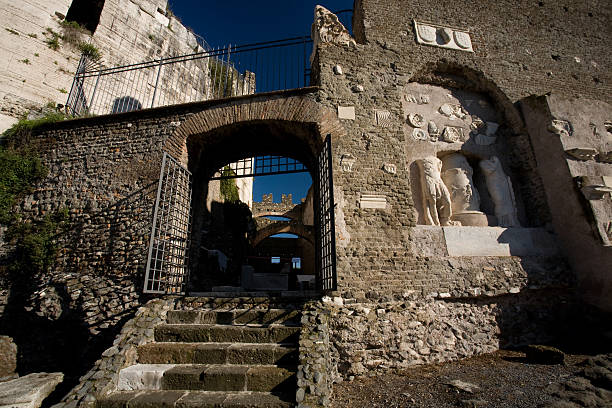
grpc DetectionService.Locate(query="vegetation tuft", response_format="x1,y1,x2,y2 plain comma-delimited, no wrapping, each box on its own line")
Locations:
220,166,240,203
77,42,101,61
4,209,69,276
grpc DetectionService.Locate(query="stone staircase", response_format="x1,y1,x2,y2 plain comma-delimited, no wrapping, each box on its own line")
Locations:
96,307,301,407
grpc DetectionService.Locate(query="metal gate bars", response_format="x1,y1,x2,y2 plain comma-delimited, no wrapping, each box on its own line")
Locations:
143,153,192,294
315,135,337,292
144,136,337,294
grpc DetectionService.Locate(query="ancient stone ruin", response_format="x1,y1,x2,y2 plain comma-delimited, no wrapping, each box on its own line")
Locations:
0,0,610,407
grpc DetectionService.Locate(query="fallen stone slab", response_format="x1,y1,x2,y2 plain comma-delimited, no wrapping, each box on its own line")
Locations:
0,372,63,408
445,379,480,393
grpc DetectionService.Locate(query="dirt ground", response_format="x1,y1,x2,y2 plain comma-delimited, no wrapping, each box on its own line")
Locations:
330,349,612,408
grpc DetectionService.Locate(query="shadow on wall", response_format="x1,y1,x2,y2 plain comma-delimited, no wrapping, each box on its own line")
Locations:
0,181,158,405
111,96,142,114
491,289,612,354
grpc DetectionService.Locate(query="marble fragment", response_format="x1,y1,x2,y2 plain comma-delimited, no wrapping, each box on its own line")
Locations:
382,163,397,174
340,153,356,172
375,110,392,127
565,147,598,161
480,156,520,227
441,126,465,143
359,194,387,209
416,157,453,226
413,128,429,141
408,113,425,127
337,106,355,120
548,119,573,137
414,20,474,52
311,5,356,62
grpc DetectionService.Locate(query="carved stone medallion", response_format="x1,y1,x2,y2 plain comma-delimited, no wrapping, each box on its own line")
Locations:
408,113,425,128
413,128,429,141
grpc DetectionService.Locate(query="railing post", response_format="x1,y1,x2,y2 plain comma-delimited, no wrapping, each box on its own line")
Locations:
66,54,88,116
88,70,102,112
150,58,163,108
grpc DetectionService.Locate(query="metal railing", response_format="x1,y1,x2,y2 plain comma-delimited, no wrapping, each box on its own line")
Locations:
66,36,313,117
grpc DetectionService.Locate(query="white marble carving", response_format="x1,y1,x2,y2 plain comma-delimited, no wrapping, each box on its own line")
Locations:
311,6,356,61
441,126,466,143
454,31,473,49
337,106,355,120
439,103,468,120
480,156,520,227
416,157,453,226
408,113,425,127
340,153,356,172
428,121,440,140
375,110,392,127
413,128,429,141
579,176,612,200
414,21,474,52
417,24,437,43
382,163,397,174
565,148,598,161
470,116,486,133
441,153,489,226
548,119,573,138
359,194,387,209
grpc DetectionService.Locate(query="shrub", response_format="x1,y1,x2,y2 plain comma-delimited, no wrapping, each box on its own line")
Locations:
0,147,47,225
220,166,240,203
77,42,101,61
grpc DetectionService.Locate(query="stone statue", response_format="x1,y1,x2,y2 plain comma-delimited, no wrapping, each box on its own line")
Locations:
441,153,480,213
416,157,453,226
311,5,356,62
479,156,520,227
441,153,489,226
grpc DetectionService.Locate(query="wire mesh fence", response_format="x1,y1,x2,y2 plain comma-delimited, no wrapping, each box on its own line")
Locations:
66,37,313,117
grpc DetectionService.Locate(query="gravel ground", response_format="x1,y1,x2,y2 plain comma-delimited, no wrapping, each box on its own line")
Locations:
331,350,612,408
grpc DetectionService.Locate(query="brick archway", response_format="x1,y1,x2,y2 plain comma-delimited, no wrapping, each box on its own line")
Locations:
163,92,346,168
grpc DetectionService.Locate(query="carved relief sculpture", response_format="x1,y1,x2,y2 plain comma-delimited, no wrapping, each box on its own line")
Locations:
311,5,356,62
416,157,453,226
480,156,520,227
441,153,489,226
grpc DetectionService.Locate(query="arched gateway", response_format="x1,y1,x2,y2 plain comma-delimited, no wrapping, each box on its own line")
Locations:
143,91,346,295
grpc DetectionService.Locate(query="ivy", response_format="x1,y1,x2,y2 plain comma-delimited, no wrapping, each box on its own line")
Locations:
0,147,47,225
4,209,69,277
220,166,240,203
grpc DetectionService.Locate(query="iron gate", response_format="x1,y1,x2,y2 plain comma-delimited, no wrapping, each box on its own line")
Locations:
143,152,192,294
315,135,337,291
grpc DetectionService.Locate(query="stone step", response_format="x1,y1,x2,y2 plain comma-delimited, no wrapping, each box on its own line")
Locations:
162,364,296,392
118,364,296,393
167,309,301,326
97,390,293,408
138,342,298,366
154,324,300,344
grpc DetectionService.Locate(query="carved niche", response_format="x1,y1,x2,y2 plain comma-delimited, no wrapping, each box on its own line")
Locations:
404,83,523,228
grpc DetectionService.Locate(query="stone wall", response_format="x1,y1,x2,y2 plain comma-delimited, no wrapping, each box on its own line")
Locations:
0,0,209,130
521,94,612,312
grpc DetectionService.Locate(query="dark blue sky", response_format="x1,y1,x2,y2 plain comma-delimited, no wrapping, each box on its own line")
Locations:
168,1,354,47
168,1,353,203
